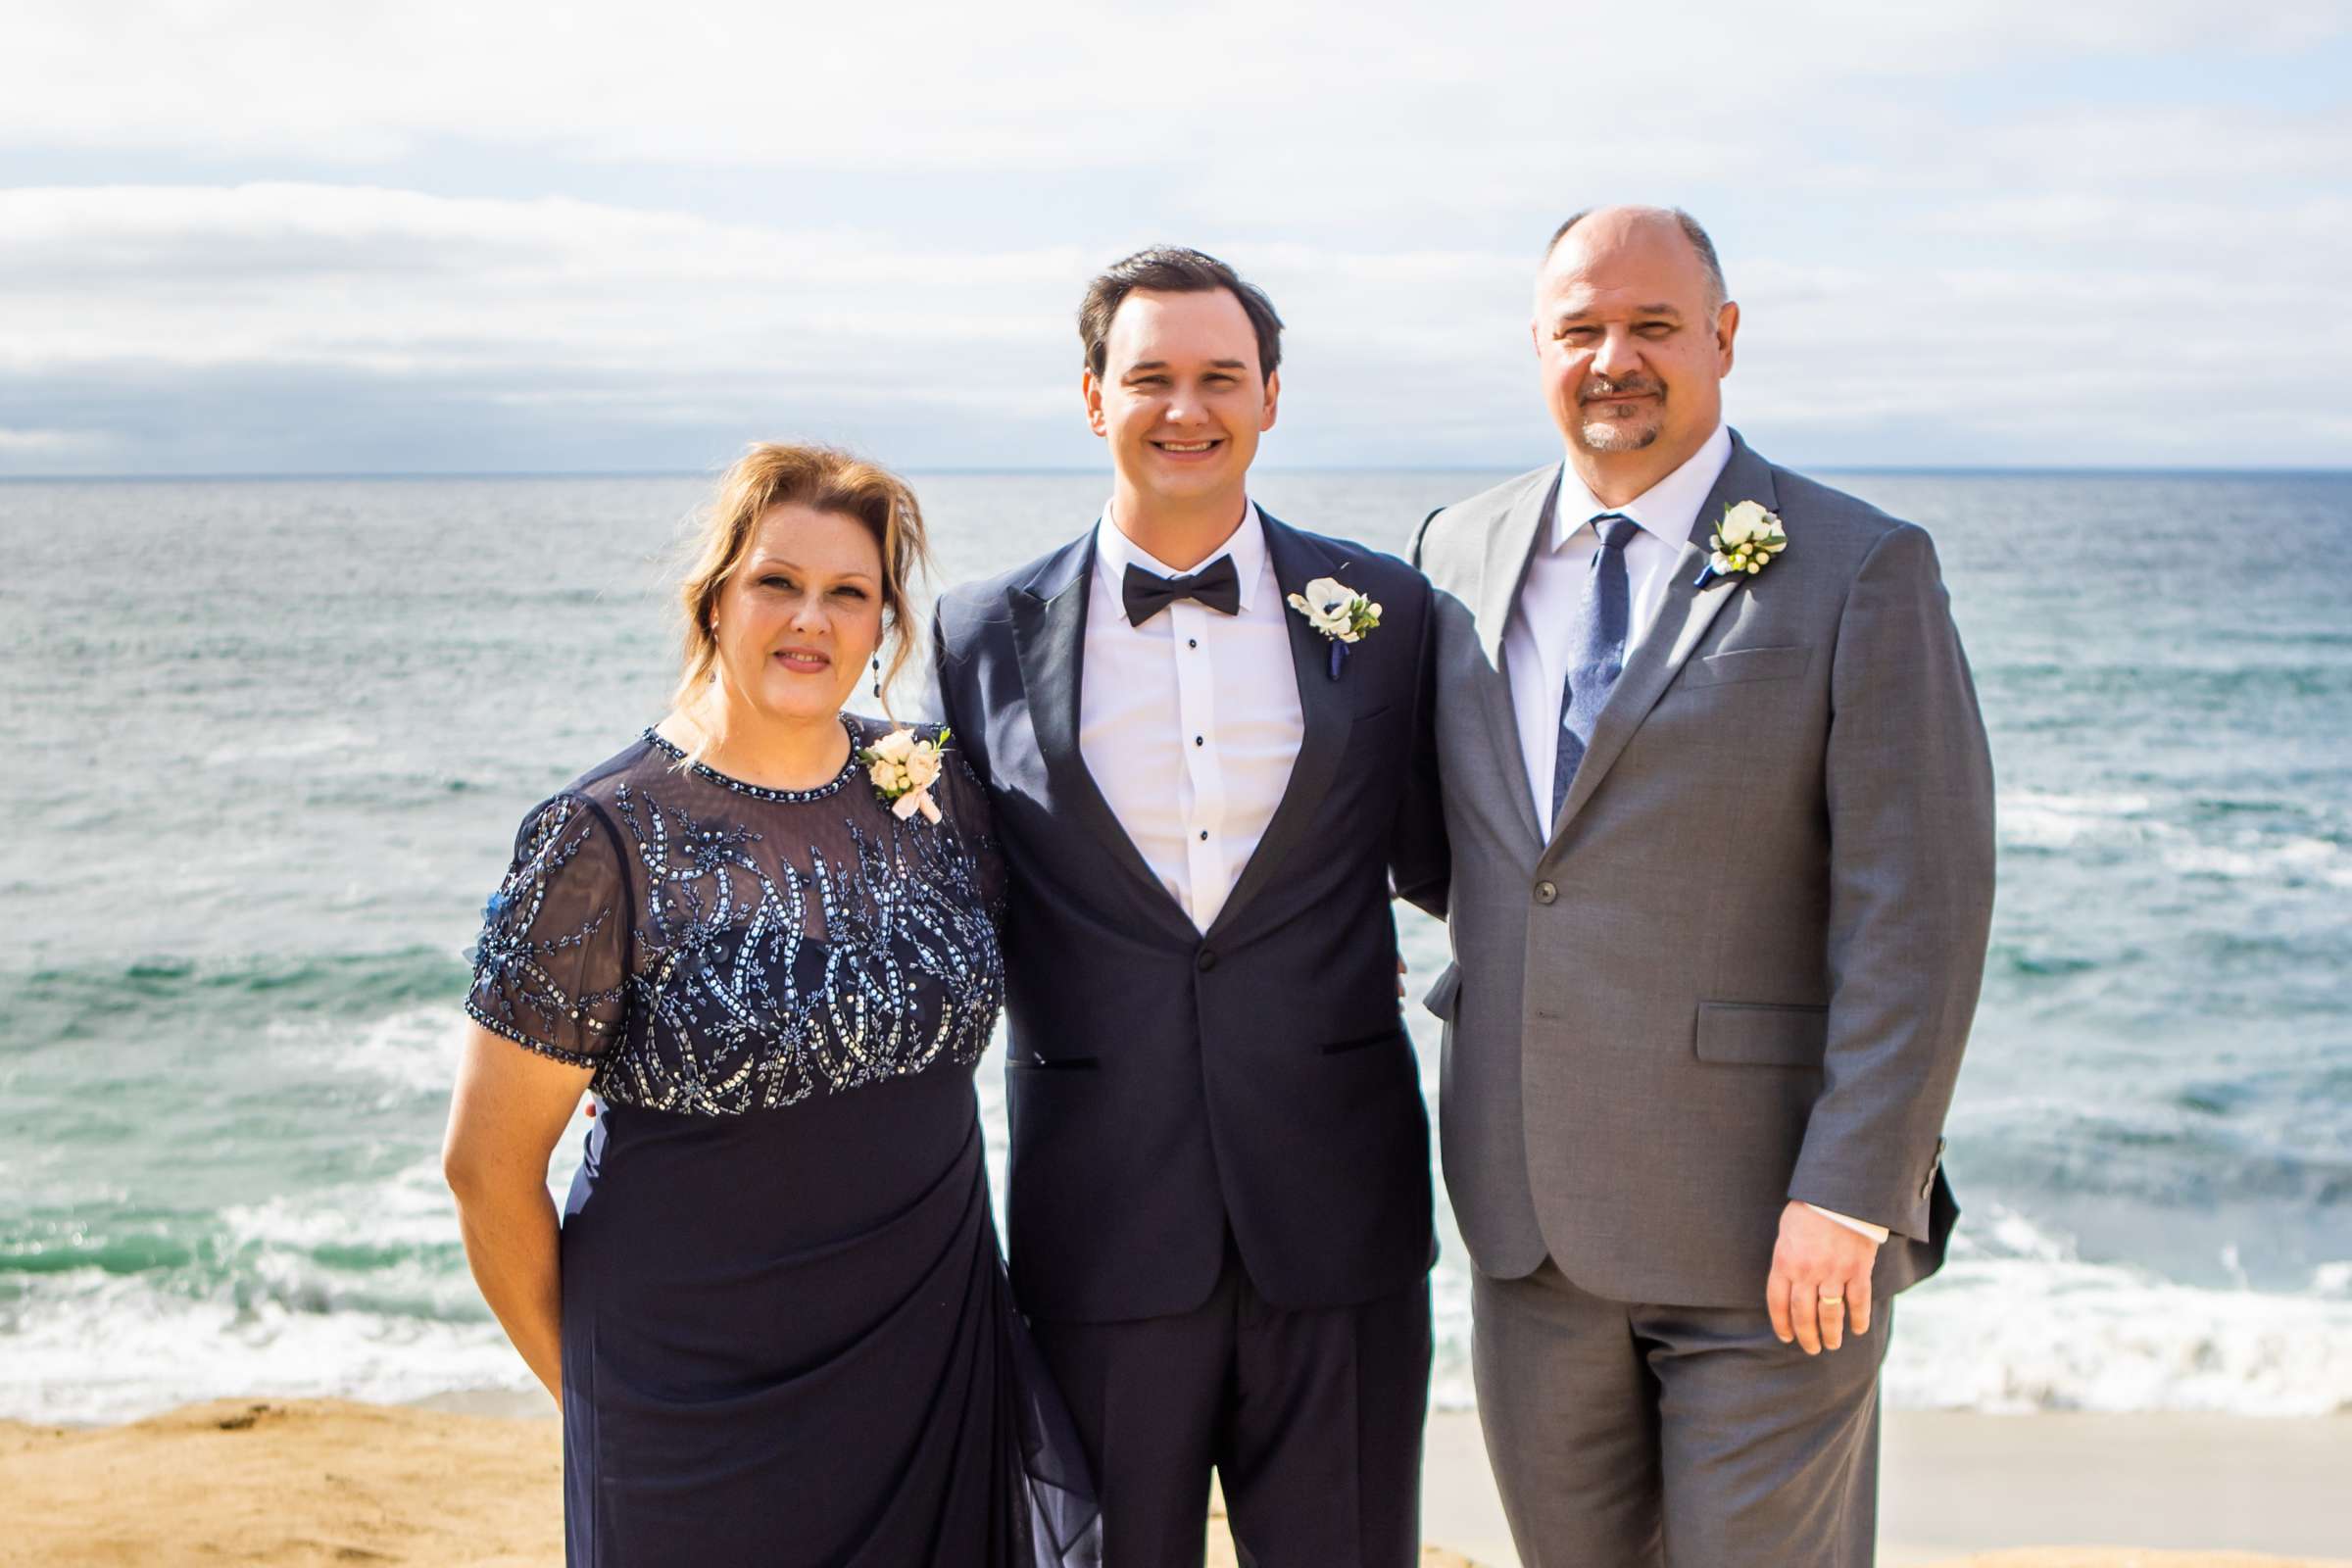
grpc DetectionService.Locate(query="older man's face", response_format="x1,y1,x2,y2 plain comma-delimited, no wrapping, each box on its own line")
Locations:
1533,218,1736,461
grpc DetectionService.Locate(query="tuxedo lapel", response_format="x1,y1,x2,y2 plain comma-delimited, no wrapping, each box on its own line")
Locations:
1549,433,1780,842
1008,534,1193,935
1476,468,1559,855
1204,514,1348,942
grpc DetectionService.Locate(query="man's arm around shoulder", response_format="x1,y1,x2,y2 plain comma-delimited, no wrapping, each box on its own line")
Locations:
929,590,988,778
1383,558,1446,917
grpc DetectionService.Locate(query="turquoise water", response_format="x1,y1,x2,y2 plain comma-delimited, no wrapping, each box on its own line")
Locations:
4,468,2349,1420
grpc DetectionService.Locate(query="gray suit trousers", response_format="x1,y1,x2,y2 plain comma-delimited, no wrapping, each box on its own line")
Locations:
1473,1261,1886,1568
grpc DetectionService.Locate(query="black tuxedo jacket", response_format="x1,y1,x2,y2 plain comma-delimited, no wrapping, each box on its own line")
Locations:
933,510,1446,1321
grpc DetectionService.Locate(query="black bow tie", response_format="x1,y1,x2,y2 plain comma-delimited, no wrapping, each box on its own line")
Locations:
1121,555,1242,625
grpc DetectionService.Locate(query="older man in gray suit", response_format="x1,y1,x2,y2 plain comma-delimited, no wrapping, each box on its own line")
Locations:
1410,205,1994,1566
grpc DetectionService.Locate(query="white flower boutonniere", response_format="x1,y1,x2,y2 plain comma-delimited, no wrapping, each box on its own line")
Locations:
1287,575,1382,680
1696,501,1788,588
860,726,948,823
1288,576,1381,642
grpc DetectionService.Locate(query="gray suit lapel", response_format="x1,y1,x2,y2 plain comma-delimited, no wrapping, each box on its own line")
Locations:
1205,514,1347,940
1007,537,1194,936
1476,467,1560,854
1549,433,1781,842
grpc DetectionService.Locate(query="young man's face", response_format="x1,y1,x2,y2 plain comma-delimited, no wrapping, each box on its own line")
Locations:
1085,287,1279,514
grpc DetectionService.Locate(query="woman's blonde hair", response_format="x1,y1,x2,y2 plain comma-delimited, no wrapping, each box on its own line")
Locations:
672,443,932,735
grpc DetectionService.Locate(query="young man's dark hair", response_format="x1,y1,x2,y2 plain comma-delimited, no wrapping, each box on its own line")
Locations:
1076,245,1285,380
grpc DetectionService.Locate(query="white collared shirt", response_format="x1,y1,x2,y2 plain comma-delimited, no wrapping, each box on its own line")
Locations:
1501,424,1887,1247
1079,504,1304,932
1503,421,1733,826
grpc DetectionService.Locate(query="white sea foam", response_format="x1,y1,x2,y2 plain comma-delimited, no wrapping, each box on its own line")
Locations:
0,1267,538,1426
26,1007,2352,1425
267,1004,464,1098
17,1183,2352,1425
1998,788,2351,887
221,1155,472,1256
3,1146,593,1425
202,723,368,768
1420,1210,2352,1417
2160,835,2352,888
1998,789,2156,850
1967,1204,2079,1264
1878,1209,2352,1415
1885,1255,2352,1415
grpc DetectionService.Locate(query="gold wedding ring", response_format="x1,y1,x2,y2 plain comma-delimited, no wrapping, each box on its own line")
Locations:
1818,1293,1844,1305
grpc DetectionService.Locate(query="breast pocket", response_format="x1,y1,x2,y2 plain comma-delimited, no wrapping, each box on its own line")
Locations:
1679,645,1813,690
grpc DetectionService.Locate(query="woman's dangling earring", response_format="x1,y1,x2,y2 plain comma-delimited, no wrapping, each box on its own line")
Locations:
870,655,882,701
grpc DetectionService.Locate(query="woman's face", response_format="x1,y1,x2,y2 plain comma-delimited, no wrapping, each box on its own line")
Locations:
708,503,887,728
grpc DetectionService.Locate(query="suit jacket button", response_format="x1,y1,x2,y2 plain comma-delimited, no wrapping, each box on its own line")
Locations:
1197,949,1217,972
1534,880,1557,905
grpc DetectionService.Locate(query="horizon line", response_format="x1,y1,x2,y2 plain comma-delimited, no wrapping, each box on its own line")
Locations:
6,463,2351,483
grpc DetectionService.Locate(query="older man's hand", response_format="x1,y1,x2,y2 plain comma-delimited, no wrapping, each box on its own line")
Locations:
1767,1200,1880,1354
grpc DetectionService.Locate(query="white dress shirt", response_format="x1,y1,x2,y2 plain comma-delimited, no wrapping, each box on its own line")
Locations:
1501,425,1888,1247
1078,505,1304,932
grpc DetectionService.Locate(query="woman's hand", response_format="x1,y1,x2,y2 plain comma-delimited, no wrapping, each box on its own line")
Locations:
442,1023,596,1404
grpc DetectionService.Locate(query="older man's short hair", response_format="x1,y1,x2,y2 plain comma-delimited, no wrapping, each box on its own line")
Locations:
1544,208,1728,315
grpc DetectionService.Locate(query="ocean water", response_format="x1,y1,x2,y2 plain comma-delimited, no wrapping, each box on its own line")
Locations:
3,468,2349,1424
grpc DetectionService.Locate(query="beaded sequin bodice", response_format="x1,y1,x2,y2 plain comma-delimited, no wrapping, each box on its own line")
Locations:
466,716,1004,1115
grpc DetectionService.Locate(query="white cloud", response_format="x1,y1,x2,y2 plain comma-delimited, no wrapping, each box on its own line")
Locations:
0,427,102,454
1895,105,2352,198
6,1,2341,167
0,184,1084,372
5,175,2348,473
1,3,2345,470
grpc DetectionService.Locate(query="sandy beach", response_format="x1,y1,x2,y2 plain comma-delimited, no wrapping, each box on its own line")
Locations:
2,1399,2343,1567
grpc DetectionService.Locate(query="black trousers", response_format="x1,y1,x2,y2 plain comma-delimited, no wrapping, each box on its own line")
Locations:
1030,1243,1431,1568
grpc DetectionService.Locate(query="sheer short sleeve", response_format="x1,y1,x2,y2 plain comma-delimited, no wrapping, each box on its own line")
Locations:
465,792,632,1066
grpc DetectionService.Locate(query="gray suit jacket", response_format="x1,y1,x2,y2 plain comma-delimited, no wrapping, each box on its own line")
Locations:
1411,430,1994,1308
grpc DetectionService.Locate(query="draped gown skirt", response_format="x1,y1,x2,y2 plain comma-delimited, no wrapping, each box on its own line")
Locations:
557,1066,1097,1568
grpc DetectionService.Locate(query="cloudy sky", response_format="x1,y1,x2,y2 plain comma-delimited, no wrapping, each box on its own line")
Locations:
4,1,2346,475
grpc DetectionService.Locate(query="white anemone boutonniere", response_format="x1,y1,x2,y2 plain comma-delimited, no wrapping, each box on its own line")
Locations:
860,726,948,823
1696,501,1788,588
1287,575,1382,679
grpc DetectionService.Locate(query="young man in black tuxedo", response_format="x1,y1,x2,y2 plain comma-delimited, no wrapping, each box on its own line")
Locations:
933,247,1447,1566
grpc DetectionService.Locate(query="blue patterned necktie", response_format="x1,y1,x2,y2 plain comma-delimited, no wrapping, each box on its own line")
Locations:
1552,514,1643,822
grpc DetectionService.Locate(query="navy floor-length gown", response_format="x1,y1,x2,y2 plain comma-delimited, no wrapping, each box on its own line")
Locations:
466,714,1099,1568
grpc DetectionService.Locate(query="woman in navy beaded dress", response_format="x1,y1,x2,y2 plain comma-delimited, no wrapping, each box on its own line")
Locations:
442,444,1099,1568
